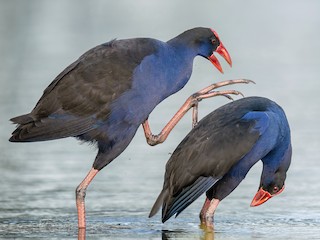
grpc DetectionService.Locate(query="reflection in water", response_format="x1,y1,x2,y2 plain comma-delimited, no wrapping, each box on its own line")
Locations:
201,232,214,240
161,226,215,240
199,224,214,240
77,220,217,240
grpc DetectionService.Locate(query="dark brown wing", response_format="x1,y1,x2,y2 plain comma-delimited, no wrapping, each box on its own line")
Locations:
33,38,159,119
10,38,159,142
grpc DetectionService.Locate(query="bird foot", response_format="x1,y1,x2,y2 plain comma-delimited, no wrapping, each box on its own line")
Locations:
142,79,254,146
189,79,254,127
190,78,255,103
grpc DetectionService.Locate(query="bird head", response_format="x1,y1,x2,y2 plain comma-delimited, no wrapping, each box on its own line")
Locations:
250,144,292,207
194,28,232,73
172,27,232,73
250,174,286,207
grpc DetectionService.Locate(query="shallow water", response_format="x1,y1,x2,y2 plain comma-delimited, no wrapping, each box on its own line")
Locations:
1,1,320,239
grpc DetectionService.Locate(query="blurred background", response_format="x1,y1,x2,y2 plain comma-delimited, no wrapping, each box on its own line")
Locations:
0,0,319,239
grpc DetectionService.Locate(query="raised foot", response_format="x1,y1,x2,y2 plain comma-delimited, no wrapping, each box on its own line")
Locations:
190,79,254,127
191,78,255,103
142,79,254,146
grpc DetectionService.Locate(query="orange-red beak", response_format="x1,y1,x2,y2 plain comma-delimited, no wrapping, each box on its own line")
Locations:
250,186,285,207
208,30,232,73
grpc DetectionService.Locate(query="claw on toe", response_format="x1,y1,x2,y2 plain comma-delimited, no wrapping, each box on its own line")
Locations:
221,94,234,101
196,89,245,102
193,78,255,103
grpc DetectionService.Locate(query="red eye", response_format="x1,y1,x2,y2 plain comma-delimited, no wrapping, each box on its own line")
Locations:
211,38,217,44
273,186,279,192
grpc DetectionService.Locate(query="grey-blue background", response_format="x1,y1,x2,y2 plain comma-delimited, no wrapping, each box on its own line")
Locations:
0,1,319,239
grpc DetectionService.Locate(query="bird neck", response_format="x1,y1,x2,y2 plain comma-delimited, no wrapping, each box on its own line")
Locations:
261,107,291,170
261,142,292,183
167,34,200,59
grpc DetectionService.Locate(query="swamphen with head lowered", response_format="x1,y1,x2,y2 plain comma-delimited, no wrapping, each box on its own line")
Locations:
9,27,252,229
149,96,292,228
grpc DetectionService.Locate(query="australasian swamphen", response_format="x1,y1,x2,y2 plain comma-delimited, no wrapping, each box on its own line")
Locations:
149,96,292,228
9,27,251,228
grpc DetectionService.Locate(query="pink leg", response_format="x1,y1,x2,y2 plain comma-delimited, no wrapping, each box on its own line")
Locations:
200,198,220,229
199,197,211,224
76,168,99,229
142,79,254,146
78,228,86,240
205,198,220,228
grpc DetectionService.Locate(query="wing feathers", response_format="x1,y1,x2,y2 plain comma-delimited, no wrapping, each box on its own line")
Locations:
167,177,218,220
9,116,96,142
149,189,167,218
149,176,219,223
10,113,34,125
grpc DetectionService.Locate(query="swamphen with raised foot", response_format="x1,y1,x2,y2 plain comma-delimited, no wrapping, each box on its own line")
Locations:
9,27,249,229
149,97,292,228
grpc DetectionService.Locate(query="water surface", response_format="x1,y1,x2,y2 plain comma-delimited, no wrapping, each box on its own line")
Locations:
1,1,320,239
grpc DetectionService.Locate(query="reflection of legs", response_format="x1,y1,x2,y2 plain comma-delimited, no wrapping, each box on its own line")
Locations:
76,168,99,229
143,79,254,146
199,197,220,227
